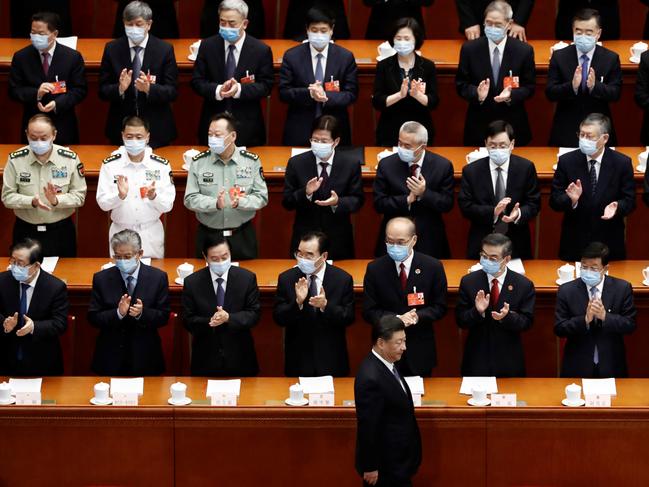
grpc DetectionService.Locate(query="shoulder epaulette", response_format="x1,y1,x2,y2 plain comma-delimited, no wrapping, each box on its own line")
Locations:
9,148,29,159
150,153,169,165
57,148,78,159
102,153,122,164
192,149,211,161
240,149,259,161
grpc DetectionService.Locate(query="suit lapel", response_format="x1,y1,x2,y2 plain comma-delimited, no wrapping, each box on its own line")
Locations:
594,149,613,203
141,37,155,74
370,353,409,399
323,45,336,85
479,159,496,203
235,37,251,80
302,44,316,84
223,267,235,310
600,276,613,312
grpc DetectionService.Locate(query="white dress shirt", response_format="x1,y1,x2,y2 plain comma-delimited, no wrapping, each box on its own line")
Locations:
488,36,508,70
372,348,406,392
210,266,230,296
394,250,415,278
128,34,149,63
310,43,329,78
215,32,246,100
20,269,41,312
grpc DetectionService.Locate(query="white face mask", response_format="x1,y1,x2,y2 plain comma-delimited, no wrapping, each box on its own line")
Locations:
307,31,331,50
29,138,53,155
208,135,231,155
125,25,146,44
123,138,147,156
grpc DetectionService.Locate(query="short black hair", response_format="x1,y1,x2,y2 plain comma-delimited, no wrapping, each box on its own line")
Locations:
31,12,61,32
208,112,238,133
485,120,515,142
581,241,610,266
573,8,601,28
202,235,230,257
27,113,56,130
372,315,406,344
305,7,335,29
299,231,329,254
10,238,43,265
311,115,341,141
122,115,150,132
482,233,513,257
389,17,425,51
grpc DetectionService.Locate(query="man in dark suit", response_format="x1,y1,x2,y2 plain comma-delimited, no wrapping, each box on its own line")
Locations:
373,121,454,259
556,1,619,41
273,231,355,377
282,115,364,260
9,12,87,146
0,238,68,376
634,48,649,146
458,120,540,259
363,0,433,40
550,113,635,261
355,315,421,487
99,1,178,148
456,0,535,41
192,0,274,147
283,0,349,40
456,233,535,377
279,7,358,146
87,230,170,376
201,0,265,40
456,1,536,146
363,217,447,377
182,235,261,376
546,8,622,147
555,241,636,378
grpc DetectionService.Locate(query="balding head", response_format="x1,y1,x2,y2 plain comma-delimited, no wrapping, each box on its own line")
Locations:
386,217,416,238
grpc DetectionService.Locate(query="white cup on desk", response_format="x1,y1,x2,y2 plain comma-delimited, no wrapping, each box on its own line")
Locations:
565,383,581,403
638,150,648,172
631,41,648,61
177,262,194,280
557,264,575,283
171,382,187,402
642,267,649,284
0,382,12,404
471,386,487,404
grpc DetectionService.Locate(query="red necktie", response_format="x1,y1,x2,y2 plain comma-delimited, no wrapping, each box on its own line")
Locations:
399,263,407,291
490,278,499,308
42,52,50,76
409,164,418,178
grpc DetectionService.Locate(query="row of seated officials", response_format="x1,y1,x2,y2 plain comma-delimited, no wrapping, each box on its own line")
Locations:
12,2,649,150
0,225,635,382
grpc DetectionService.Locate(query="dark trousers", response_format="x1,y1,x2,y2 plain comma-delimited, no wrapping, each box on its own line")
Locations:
13,216,77,257
194,220,258,260
363,474,413,487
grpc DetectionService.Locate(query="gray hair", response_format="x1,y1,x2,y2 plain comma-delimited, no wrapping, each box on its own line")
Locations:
580,113,611,135
399,121,428,145
123,1,153,22
484,1,513,21
111,229,142,253
218,0,249,19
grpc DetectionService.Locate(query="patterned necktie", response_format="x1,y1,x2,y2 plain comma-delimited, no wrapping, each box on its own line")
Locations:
126,275,135,296
315,53,324,117
492,47,500,86
17,283,29,361
132,46,143,91
42,52,50,76
215,277,225,307
589,160,597,195
580,54,589,92
490,278,500,309
399,263,407,291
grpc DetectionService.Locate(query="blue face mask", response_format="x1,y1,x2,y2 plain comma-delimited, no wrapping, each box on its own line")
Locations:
123,139,147,156
480,256,503,276
310,141,333,160
296,257,319,275
579,137,599,156
488,148,510,166
10,264,31,283
484,25,506,43
115,257,138,275
219,26,241,43
30,33,50,51
386,243,411,263
574,34,597,54
29,139,52,156
208,136,230,155
393,40,415,56
581,269,602,288
125,26,146,44
307,31,331,50
209,259,231,276
397,146,421,164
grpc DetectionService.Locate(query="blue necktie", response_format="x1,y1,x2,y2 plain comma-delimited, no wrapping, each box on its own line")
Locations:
126,275,135,297
590,286,599,365
216,278,225,308
392,365,406,394
132,46,143,92
492,47,500,86
315,53,324,117
17,283,29,361
225,44,236,80
589,160,597,195
580,54,589,92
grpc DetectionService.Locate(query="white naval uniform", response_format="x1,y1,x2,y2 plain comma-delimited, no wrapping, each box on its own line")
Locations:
96,146,176,258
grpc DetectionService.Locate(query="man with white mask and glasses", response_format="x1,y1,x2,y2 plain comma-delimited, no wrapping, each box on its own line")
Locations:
184,112,268,260
363,217,447,377
373,120,454,259
1,114,86,257
96,116,176,258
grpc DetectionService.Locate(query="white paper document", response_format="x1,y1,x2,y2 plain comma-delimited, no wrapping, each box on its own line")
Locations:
41,257,59,273
404,376,424,395
460,376,498,395
207,379,242,397
141,258,152,266
506,258,526,275
290,147,311,157
582,378,617,396
110,377,144,395
299,376,335,394
9,378,42,394
57,36,78,50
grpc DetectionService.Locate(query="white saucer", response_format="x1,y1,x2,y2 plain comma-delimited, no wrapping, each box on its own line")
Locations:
168,397,192,406
0,397,16,405
188,54,197,62
643,280,649,286
182,163,189,171
562,398,585,407
630,56,641,64
556,278,572,285
174,277,184,285
90,397,113,406
467,398,491,407
285,397,309,406
637,165,647,173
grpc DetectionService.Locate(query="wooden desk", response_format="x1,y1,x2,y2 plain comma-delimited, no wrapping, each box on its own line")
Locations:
2,376,649,486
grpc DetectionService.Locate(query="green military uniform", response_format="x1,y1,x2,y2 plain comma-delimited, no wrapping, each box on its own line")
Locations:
1,144,87,256
184,146,268,259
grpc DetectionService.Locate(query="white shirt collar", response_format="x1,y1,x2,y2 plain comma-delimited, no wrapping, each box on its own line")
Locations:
316,149,335,165
372,348,395,371
488,36,507,53
489,159,510,173
209,266,230,284
41,42,56,57
408,150,425,168
310,42,329,60
116,146,153,167
588,148,605,164
308,262,327,282
394,249,415,275
577,46,596,62
486,267,508,286
225,31,246,51
23,268,41,289
128,34,149,50
588,275,606,297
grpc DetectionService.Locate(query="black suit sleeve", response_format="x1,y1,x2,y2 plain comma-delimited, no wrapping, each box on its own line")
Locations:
51,51,87,112
8,54,38,103
322,273,355,326
549,158,575,212
225,274,261,331
336,162,365,214
416,160,454,213
615,157,636,217
191,42,219,100
554,287,589,337
137,273,171,330
590,55,622,102
518,161,541,223
497,280,535,333
371,60,391,111
279,55,315,106
354,376,384,473
424,60,439,109
239,44,274,101
512,0,534,26
414,262,447,324
455,0,481,30
281,158,309,210
545,53,576,102
88,274,122,330
147,45,178,104
98,44,123,102
458,167,496,224
181,280,213,337
455,43,480,104
362,266,395,325
323,52,358,108
602,282,636,335
510,46,535,105
456,279,488,329
373,163,409,214
32,281,68,341
273,274,308,328
635,55,649,111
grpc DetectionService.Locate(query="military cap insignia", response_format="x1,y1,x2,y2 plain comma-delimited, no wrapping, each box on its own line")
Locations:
9,148,29,159
77,162,86,177
151,154,169,165
103,153,122,164
192,149,211,161
57,148,78,159
240,149,259,160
